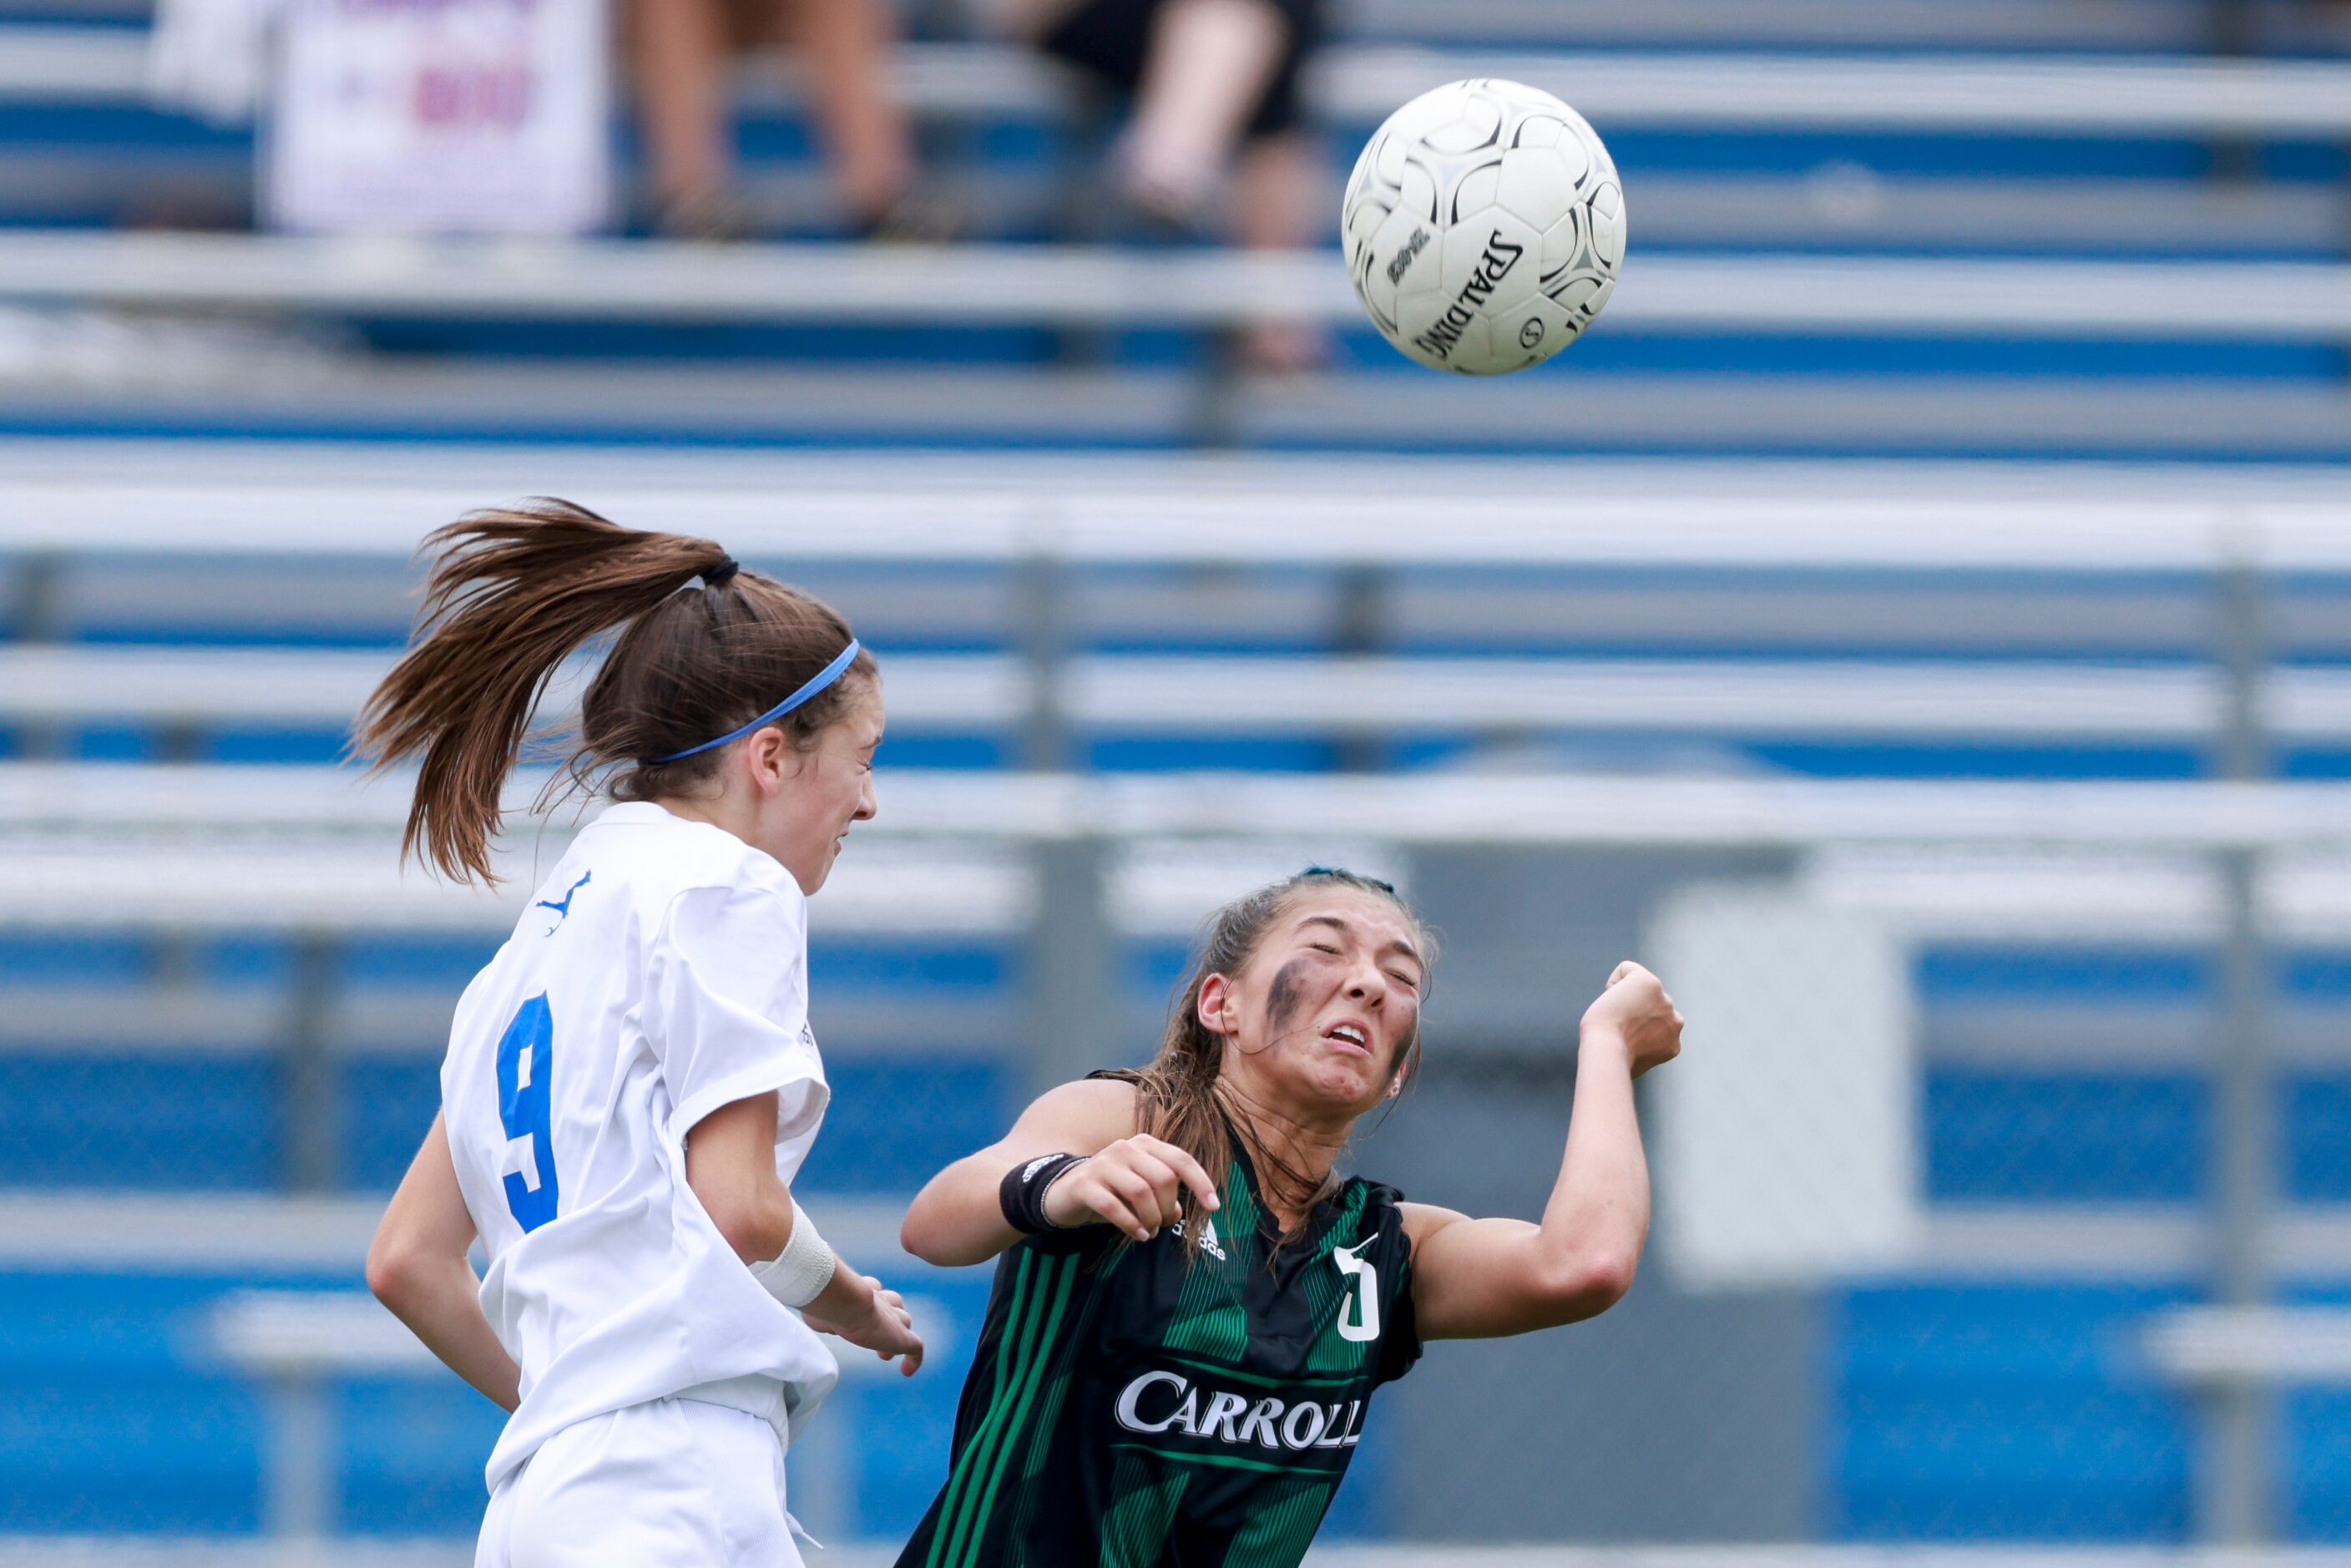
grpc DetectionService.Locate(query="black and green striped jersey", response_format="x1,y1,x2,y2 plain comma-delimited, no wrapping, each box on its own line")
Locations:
895,1136,1421,1568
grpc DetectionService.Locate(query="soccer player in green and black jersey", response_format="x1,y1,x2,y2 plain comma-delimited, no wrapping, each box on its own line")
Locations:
894,867,1687,1568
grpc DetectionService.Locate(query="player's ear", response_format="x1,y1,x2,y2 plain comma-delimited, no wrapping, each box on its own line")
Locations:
1197,974,1239,1038
744,725,800,792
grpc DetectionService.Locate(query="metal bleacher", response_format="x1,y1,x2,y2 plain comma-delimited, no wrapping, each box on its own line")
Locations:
6,448,2351,1540
3,0,2351,454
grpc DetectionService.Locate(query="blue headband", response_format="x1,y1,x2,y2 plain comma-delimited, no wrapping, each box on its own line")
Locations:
650,640,862,764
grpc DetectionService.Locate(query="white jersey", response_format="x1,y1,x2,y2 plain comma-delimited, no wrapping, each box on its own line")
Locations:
439,800,839,1495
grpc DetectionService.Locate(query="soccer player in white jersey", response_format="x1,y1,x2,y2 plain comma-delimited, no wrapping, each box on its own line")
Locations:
356,500,923,1567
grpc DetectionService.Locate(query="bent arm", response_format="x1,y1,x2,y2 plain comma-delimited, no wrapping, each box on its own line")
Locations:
684,1090,886,1331
898,1078,1141,1267
1405,1029,1655,1339
366,1114,521,1410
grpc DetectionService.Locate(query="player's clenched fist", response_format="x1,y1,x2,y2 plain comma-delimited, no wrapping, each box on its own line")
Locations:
1580,960,1684,1077
1044,1135,1223,1242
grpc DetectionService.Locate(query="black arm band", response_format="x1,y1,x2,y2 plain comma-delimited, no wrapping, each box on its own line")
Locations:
1000,1152,1089,1235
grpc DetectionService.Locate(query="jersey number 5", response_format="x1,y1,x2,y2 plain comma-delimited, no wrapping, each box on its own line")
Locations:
497,994,560,1232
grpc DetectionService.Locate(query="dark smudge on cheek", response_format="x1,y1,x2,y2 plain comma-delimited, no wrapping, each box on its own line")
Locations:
1386,1023,1417,1075
1265,957,1313,1042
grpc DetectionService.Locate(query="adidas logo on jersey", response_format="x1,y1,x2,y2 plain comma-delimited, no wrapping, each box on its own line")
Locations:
1115,1369,1365,1452
1169,1213,1226,1262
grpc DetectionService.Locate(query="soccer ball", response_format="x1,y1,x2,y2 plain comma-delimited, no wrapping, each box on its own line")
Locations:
1341,78,1626,376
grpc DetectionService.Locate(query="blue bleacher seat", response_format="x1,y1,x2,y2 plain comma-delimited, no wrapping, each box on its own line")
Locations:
0,1055,280,1188
0,1266,991,1536
1835,1283,2199,1540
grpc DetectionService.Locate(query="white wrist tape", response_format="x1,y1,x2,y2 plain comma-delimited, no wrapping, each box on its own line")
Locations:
750,1201,837,1308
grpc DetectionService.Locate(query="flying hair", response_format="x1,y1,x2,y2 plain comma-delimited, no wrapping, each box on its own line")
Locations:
1123,867,1438,1261
352,498,877,885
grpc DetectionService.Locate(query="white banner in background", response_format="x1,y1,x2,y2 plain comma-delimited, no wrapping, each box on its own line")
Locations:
1649,883,1923,1291
266,0,610,235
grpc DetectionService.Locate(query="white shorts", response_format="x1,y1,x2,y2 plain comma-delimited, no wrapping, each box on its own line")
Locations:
476,1398,802,1568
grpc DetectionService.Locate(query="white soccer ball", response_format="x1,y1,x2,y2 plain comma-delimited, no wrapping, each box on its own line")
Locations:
1341,78,1627,376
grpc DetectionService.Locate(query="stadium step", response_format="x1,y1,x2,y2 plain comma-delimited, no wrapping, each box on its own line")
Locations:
1345,0,2284,52
3,361,2346,459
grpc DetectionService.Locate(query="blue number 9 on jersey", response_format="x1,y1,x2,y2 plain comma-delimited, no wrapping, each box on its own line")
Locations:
497,994,560,1232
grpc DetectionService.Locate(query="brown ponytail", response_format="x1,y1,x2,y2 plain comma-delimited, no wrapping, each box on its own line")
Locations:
354,498,877,884
1131,867,1437,1257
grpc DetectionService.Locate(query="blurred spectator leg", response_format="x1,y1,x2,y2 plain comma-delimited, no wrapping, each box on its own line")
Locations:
1120,0,1285,222
785,0,922,234
627,0,748,235
1232,130,1325,372
2205,0,2258,180
1122,0,1323,371
2210,0,2258,54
